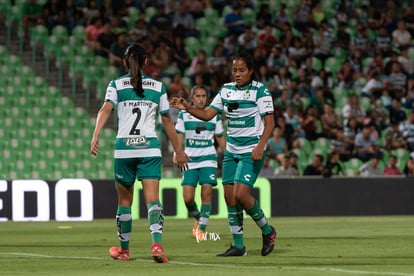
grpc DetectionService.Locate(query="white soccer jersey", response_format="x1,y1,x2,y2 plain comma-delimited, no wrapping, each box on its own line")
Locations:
210,80,274,154
105,73,169,158
176,111,224,169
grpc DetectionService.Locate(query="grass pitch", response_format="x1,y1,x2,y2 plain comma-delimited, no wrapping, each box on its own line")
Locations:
0,216,413,276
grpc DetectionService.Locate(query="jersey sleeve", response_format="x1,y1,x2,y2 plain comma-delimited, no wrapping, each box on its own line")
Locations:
214,114,224,136
176,111,185,134
256,86,274,116
158,84,169,115
210,89,224,113
104,80,117,107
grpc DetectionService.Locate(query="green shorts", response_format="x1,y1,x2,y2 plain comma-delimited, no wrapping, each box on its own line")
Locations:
221,150,266,187
114,157,161,187
181,166,218,187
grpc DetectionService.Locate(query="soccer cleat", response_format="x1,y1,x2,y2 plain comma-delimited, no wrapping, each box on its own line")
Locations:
151,242,169,263
261,225,276,256
109,246,130,261
192,219,200,238
216,245,247,257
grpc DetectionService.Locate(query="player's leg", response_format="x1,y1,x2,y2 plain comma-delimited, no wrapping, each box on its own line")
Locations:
234,154,276,256
109,158,137,261
182,169,201,238
139,156,168,263
198,166,218,233
217,152,246,257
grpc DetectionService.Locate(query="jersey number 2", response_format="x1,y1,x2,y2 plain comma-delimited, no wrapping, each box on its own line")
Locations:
129,107,141,135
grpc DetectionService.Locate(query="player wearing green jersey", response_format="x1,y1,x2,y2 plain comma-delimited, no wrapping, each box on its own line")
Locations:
90,44,188,263
175,85,226,241
171,51,276,257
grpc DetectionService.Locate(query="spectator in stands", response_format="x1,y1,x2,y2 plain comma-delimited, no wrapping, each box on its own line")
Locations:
82,0,99,25
22,0,43,42
267,45,289,76
387,62,408,98
322,150,345,177
384,119,407,151
207,44,227,75
355,152,383,176
330,127,352,162
276,115,297,150
387,97,407,125
365,52,385,80
237,25,257,55
43,0,65,33
312,19,333,66
85,16,108,53
168,72,190,100
404,153,414,176
292,67,312,98
342,93,366,126
366,97,389,133
287,38,308,69
354,122,381,162
309,87,327,116
399,110,414,152
350,22,373,58
273,66,292,97
188,0,206,20
361,71,384,99
109,32,129,74
384,155,402,176
335,22,351,51
172,35,191,75
258,65,273,91
403,6,414,37
284,104,305,139
172,1,199,38
255,3,272,30
374,26,393,57
303,154,324,176
188,49,208,76
311,69,334,94
129,19,148,43
274,3,289,30
293,0,313,33
300,105,320,141
278,22,294,49
274,154,299,177
151,38,174,76
150,3,172,38
337,59,358,89
320,102,342,138
343,116,360,154
257,24,278,55
223,2,245,39
392,19,412,49
289,89,305,115
274,89,289,113
267,125,288,164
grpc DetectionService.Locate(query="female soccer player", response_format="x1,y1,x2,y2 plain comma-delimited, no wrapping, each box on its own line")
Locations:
171,50,276,257
175,85,226,241
90,43,188,262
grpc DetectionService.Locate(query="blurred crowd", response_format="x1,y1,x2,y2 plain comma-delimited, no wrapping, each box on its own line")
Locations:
20,0,414,177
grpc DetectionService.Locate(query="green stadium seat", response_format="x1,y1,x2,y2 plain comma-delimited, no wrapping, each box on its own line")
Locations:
343,158,363,176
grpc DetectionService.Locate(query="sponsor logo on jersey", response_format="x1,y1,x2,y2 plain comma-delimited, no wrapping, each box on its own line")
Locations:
126,136,147,146
142,80,155,87
188,139,209,146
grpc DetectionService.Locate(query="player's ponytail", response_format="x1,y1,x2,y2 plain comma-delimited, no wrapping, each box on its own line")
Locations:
124,44,147,97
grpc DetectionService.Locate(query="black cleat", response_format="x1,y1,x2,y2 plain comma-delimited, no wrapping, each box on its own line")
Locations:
261,225,276,256
216,245,247,257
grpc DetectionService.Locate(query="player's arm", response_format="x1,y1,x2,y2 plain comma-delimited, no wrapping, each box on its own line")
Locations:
252,113,275,161
170,97,218,121
161,112,188,170
215,135,226,152
90,101,113,156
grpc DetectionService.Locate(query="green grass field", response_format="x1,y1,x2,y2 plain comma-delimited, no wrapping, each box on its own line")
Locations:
0,216,413,276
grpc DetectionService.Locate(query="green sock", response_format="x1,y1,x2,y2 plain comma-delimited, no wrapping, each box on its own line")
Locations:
227,206,244,249
186,201,201,219
246,200,272,235
147,201,164,243
116,206,132,250
199,204,211,231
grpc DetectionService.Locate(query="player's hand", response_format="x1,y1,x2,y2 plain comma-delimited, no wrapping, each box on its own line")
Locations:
251,146,264,161
174,150,189,171
170,97,189,110
90,137,100,156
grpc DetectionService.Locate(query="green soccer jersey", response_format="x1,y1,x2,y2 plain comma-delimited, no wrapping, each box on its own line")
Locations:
105,73,168,158
210,80,274,154
176,111,224,170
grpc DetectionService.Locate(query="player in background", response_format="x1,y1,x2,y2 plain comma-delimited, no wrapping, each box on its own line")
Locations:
171,50,277,257
175,85,226,241
90,44,188,263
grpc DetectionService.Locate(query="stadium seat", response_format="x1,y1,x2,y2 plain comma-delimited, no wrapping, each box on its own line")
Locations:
343,158,363,176
30,25,49,65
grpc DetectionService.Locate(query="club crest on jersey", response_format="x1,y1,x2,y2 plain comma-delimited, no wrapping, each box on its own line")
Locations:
243,90,251,99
